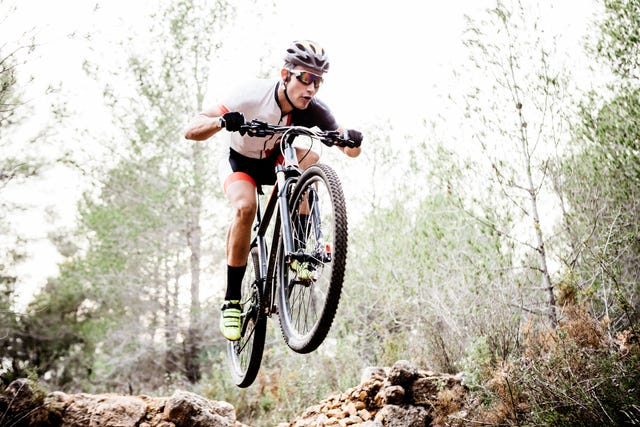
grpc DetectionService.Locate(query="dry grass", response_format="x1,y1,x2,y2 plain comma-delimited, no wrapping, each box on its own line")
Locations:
486,304,639,425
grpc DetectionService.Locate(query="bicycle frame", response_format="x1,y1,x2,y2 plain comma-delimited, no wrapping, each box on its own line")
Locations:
249,132,303,316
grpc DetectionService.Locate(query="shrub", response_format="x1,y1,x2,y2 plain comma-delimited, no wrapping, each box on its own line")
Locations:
512,306,640,425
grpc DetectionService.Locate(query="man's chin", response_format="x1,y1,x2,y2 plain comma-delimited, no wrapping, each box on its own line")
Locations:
297,99,311,109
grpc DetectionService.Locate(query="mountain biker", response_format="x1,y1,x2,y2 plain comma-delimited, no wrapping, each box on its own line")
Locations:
184,40,363,341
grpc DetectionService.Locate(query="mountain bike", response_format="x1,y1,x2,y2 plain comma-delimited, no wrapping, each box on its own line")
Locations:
225,120,359,387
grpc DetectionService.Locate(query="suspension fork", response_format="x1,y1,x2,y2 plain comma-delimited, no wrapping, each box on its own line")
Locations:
307,185,324,242
276,135,302,260
276,166,297,258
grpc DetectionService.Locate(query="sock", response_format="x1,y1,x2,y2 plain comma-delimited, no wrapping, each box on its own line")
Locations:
225,264,246,301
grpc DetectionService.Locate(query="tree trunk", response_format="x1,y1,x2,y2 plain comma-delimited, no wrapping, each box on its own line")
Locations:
164,256,179,374
185,140,203,383
518,108,558,328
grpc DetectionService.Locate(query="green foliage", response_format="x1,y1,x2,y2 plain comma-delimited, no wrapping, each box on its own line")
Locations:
50,0,235,390
596,0,640,79
461,0,586,327
0,2,74,390
0,0,235,392
0,9,35,133
459,336,494,392
0,15,40,302
0,271,90,388
0,50,19,130
336,132,526,378
0,278,20,384
565,0,640,329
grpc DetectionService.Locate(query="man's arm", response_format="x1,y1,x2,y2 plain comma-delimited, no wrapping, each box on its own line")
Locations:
184,105,228,140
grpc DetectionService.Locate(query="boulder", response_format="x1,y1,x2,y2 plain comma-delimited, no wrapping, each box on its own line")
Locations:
0,380,246,427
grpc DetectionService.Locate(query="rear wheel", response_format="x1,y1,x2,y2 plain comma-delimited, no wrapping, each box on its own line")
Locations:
277,164,348,353
227,246,267,387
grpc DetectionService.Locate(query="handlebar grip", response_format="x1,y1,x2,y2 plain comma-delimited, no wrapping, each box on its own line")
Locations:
321,132,360,148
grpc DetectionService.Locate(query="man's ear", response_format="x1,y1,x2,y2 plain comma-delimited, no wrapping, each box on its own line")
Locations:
281,68,290,83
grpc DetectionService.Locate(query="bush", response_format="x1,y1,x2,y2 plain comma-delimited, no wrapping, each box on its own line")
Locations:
511,306,640,426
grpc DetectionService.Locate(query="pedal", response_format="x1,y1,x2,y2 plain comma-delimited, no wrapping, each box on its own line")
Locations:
290,260,316,282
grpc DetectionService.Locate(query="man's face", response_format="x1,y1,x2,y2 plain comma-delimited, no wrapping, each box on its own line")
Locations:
284,65,324,110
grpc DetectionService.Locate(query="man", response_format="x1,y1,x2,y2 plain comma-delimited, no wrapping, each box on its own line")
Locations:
184,40,363,341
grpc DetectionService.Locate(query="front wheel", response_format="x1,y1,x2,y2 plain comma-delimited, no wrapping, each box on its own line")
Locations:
227,246,267,387
277,163,348,353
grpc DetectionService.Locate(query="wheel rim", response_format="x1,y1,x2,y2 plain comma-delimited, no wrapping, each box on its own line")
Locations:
283,175,336,339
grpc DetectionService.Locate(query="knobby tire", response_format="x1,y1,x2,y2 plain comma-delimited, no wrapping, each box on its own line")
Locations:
227,246,267,387
277,163,348,353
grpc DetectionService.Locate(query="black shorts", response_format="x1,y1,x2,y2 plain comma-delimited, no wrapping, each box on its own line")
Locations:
220,148,283,193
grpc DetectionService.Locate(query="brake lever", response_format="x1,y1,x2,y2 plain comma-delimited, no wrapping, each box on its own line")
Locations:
320,130,355,148
241,120,270,137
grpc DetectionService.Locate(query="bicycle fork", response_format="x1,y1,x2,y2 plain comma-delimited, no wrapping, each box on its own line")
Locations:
307,186,332,263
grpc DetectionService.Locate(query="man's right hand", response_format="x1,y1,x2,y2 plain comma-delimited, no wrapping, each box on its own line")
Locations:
220,112,246,132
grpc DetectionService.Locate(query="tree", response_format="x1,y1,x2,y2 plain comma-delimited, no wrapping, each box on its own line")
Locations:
0,2,37,293
0,0,70,386
596,0,640,80
1,0,235,392
459,0,584,328
67,0,233,388
564,0,640,329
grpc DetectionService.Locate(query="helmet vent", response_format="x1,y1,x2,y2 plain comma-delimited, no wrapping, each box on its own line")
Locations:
284,40,330,73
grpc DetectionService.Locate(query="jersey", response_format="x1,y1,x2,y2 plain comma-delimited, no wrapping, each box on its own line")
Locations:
218,79,339,159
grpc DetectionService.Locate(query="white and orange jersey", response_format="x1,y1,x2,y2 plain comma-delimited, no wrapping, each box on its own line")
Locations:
218,79,339,159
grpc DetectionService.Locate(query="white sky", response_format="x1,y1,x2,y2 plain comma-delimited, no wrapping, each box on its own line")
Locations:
1,0,602,308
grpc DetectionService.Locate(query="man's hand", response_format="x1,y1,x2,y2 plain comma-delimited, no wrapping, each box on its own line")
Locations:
220,112,246,132
344,129,363,147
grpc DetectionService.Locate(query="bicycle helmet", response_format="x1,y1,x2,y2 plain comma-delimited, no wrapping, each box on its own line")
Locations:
284,40,330,73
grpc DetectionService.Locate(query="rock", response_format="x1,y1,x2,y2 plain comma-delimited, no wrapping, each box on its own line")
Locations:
1,380,244,427
411,373,463,406
62,393,142,426
2,360,471,427
375,385,405,406
374,404,431,426
164,390,236,427
285,362,469,426
387,360,419,387
360,367,388,383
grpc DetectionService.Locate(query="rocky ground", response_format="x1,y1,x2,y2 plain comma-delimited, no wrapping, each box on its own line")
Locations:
278,360,471,427
0,361,478,427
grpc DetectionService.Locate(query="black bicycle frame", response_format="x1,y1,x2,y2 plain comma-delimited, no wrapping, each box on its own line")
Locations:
249,134,302,315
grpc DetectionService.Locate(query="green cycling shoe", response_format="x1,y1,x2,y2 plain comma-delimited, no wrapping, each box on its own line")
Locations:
290,259,315,281
220,300,242,341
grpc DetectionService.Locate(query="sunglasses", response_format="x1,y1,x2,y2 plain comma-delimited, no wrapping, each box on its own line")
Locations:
288,69,324,88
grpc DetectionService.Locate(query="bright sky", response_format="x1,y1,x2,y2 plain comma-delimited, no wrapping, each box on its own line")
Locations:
6,0,600,126
2,0,602,308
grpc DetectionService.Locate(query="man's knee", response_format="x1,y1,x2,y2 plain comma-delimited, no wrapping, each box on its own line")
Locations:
234,199,256,223
299,149,319,169
227,180,257,224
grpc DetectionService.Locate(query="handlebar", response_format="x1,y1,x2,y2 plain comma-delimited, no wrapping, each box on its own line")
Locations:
237,120,361,149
